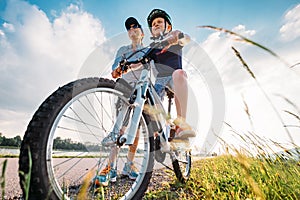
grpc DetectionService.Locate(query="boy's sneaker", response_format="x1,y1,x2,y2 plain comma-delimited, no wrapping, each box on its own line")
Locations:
122,162,139,180
94,166,117,187
173,117,196,139
101,131,119,146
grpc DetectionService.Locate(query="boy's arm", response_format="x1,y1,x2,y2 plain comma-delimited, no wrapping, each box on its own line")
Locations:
166,30,190,46
161,30,190,52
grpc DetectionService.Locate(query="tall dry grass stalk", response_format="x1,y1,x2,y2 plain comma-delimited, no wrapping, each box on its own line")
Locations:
231,46,295,144
290,62,300,68
284,110,300,122
77,170,94,200
223,122,291,158
199,26,279,58
198,25,299,145
274,93,300,114
284,125,300,128
241,94,255,132
19,148,32,200
198,25,296,67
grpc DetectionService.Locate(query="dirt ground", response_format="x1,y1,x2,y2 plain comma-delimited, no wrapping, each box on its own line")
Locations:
0,158,173,199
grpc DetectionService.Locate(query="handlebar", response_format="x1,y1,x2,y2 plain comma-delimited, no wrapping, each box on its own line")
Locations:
111,32,185,79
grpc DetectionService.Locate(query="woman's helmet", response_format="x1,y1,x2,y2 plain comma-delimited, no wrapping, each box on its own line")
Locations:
147,9,172,33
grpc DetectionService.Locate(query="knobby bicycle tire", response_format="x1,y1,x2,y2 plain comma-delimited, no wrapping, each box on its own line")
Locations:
19,77,155,200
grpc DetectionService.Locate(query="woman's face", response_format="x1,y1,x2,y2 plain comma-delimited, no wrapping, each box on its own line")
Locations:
127,24,143,41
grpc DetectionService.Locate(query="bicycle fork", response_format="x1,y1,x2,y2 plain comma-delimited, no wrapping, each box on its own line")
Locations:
119,74,149,146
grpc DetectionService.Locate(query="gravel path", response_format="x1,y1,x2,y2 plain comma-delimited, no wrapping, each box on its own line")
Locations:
0,158,174,200
0,158,22,199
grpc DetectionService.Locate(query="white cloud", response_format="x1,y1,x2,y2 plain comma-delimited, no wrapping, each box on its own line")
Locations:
280,4,300,41
0,0,106,136
3,22,15,32
232,24,256,37
0,29,4,37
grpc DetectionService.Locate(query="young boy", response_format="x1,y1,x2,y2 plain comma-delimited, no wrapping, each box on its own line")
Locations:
147,8,196,138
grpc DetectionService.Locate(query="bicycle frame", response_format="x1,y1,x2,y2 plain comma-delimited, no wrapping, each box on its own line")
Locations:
119,60,168,146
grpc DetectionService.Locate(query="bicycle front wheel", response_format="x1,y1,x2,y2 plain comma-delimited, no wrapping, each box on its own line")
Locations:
19,77,154,200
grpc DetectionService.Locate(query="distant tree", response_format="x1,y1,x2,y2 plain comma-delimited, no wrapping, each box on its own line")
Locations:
13,135,22,147
0,134,22,147
53,137,88,151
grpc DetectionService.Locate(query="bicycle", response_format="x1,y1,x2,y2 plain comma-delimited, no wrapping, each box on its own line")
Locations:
19,33,192,199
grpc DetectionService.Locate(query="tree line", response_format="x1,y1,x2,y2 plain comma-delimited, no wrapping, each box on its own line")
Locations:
0,133,89,150
0,134,21,147
0,133,143,153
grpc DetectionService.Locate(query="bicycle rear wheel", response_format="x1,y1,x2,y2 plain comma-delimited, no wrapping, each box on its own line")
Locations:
19,77,154,200
171,140,192,183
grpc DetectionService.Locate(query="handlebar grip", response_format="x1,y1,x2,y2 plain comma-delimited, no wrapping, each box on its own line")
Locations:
178,32,184,39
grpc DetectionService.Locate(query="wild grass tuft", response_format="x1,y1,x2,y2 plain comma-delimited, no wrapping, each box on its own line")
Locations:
1,159,8,199
145,139,300,199
18,148,32,200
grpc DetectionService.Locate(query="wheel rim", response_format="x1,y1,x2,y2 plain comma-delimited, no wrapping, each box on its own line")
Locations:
174,150,191,181
46,87,151,199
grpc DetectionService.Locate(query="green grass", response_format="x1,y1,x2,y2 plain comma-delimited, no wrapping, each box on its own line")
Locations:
0,146,20,149
144,154,300,200
0,154,19,158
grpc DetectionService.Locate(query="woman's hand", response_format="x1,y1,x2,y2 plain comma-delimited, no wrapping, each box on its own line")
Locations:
111,67,123,78
111,63,141,78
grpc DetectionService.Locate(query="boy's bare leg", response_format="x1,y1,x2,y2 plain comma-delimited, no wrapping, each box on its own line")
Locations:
172,69,188,119
172,69,196,138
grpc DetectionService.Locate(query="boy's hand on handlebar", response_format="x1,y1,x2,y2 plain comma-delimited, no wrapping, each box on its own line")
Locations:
166,30,181,45
161,30,186,53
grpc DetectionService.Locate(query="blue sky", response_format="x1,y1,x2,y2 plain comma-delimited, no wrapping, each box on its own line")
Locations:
2,0,298,42
1,0,300,153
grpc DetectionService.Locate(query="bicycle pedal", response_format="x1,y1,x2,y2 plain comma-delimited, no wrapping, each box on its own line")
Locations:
167,127,176,142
